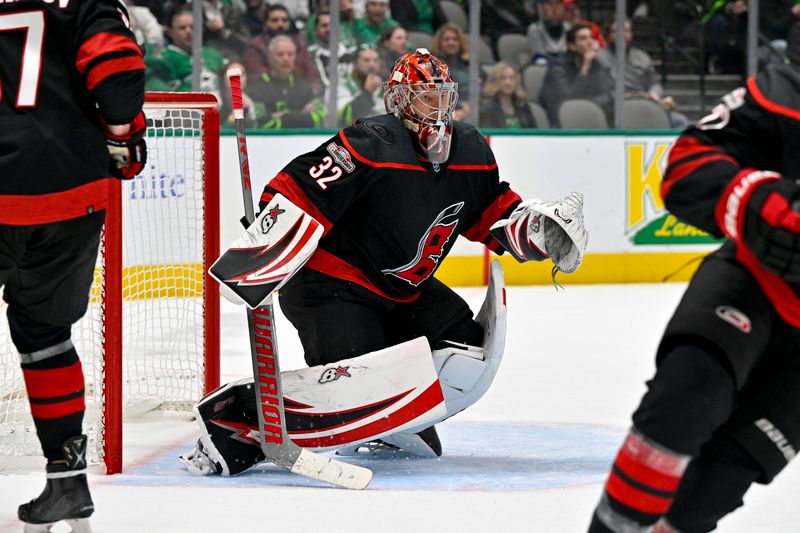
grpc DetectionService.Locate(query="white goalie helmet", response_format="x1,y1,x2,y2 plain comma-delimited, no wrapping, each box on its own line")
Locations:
383,48,459,164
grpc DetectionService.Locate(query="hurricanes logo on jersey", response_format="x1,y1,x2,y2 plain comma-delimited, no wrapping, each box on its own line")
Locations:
382,202,463,286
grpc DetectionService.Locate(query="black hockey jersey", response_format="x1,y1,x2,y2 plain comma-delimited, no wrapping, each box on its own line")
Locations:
663,64,800,327
261,114,522,301
0,0,145,225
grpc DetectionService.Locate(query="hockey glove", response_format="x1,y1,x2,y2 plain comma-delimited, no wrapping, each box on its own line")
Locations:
210,194,324,308
717,170,800,283
106,111,147,179
490,192,588,274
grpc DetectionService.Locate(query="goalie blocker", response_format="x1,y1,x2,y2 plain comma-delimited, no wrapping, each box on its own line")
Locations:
210,193,323,308
180,261,507,475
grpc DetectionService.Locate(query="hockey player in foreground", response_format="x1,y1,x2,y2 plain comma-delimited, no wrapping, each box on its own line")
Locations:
180,49,588,476
0,0,146,531
587,59,800,531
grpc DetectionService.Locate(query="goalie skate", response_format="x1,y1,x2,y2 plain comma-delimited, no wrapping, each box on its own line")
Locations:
336,425,443,458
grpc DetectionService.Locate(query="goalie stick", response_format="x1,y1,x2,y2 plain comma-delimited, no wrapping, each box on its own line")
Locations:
226,68,372,489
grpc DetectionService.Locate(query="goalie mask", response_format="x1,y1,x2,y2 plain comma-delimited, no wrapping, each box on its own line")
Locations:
383,49,459,164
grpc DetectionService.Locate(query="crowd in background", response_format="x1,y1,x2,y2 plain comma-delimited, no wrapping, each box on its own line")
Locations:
126,0,800,130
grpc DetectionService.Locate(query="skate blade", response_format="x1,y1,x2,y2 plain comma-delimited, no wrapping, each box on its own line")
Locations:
24,518,93,533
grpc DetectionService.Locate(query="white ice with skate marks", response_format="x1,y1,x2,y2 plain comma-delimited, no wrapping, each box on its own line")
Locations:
2,284,800,532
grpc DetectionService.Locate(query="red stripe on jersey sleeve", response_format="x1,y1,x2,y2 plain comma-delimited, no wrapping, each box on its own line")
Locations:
85,55,145,90
462,188,522,245
662,153,738,199
76,32,142,73
263,172,333,233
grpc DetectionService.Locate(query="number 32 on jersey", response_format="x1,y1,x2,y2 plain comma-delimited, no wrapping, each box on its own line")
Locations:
308,142,357,189
309,156,342,190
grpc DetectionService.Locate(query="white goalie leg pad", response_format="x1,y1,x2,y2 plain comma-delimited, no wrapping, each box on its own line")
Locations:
209,193,324,308
188,263,505,463
282,336,447,452
379,260,507,442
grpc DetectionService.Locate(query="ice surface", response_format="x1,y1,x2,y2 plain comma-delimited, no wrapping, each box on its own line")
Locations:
1,283,798,532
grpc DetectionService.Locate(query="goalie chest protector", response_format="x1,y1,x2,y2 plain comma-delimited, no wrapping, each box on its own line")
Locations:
263,114,521,301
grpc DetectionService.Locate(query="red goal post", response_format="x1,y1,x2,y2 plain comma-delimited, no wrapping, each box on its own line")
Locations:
101,92,221,473
0,92,220,474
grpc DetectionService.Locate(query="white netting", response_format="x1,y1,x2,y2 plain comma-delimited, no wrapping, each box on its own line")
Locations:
0,103,214,468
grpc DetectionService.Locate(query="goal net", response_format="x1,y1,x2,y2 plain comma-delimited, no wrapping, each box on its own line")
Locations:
0,93,220,474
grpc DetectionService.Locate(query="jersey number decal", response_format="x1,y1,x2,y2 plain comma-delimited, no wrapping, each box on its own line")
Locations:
0,11,45,108
309,156,343,190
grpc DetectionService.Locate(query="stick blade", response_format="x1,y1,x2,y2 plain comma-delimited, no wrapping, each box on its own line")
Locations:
291,449,373,489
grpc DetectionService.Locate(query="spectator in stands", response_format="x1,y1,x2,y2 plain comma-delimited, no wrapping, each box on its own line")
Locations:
354,0,399,46
390,0,446,34
307,0,359,48
597,17,688,129
431,23,470,97
201,0,250,61
243,4,322,94
539,22,614,126
283,0,311,22
378,25,411,78
707,0,800,74
244,0,269,37
147,6,228,101
247,36,326,128
480,0,538,47
308,11,358,94
132,0,171,25
336,45,385,125
126,0,164,56
563,0,604,48
480,62,537,129
527,0,571,64
430,22,474,120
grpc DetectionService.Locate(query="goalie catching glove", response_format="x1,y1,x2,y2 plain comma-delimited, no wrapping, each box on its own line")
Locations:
105,111,147,179
490,191,588,274
717,170,800,283
210,194,324,308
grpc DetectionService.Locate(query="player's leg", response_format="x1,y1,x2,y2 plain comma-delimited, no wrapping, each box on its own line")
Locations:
3,212,104,529
659,321,800,533
588,252,774,532
278,268,390,366
384,276,484,349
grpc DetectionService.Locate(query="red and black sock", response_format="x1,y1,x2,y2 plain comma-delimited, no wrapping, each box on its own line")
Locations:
21,345,85,463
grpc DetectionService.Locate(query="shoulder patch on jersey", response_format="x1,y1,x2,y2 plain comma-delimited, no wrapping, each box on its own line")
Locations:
326,142,356,173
